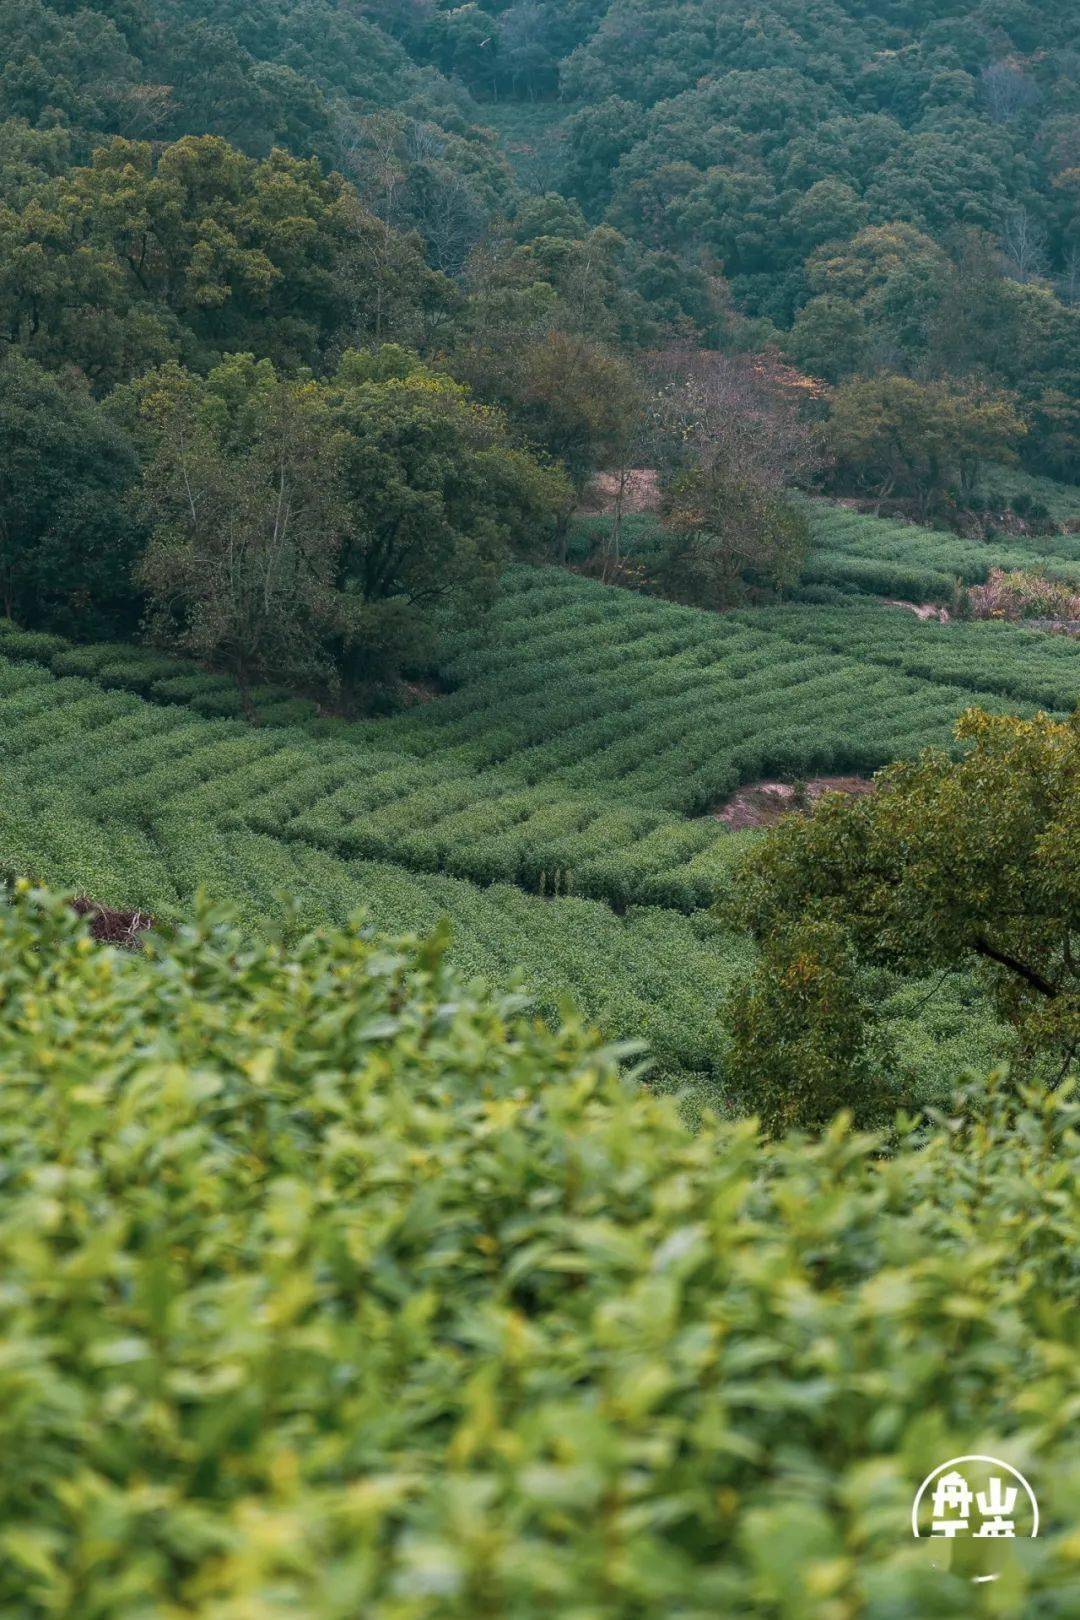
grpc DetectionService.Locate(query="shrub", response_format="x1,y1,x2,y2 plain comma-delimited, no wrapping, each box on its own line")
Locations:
967,568,1080,623
0,887,1078,1617
0,621,69,662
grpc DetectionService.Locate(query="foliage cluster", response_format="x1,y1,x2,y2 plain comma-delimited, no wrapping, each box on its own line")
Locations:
545,9,1080,479
1,0,1078,676
967,566,1080,623
726,709,1080,1128
659,472,810,609
116,349,569,691
827,375,1027,518
0,336,569,687
0,885,1078,1617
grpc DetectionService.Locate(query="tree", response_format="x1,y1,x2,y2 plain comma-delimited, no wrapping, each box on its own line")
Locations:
827,374,1026,515
333,107,510,279
789,179,867,255
999,204,1049,283
724,708,1080,1128
132,357,347,691
644,349,818,606
0,135,454,388
786,295,869,383
649,348,822,496
325,349,571,675
804,221,952,360
455,325,640,557
981,61,1040,124
658,470,810,609
0,350,141,636
126,349,571,694
561,96,645,211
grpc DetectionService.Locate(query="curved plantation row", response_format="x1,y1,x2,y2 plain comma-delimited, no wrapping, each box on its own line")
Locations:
737,598,1080,713
0,655,748,913
0,575,1056,913
801,501,1080,605
0,545,1062,1098
0,692,998,1104
373,568,1055,812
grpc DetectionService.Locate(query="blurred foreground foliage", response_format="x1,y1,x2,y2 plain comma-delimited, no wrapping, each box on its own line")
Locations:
0,886,1078,1618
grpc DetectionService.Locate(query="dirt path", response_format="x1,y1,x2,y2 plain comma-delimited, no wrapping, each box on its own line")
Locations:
882,598,951,622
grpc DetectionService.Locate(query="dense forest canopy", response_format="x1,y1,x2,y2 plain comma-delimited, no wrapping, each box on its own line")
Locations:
0,0,1078,663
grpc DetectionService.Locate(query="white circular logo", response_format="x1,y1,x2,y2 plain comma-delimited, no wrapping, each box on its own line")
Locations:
912,1454,1039,1544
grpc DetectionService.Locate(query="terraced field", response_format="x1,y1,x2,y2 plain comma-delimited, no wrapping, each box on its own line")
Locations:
800,500,1080,604
2,532,1076,1100
570,494,1080,607
734,597,1080,711
0,568,1060,905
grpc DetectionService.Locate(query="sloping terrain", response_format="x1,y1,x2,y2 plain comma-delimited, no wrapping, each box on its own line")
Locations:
6,518,1077,1099
800,501,1080,605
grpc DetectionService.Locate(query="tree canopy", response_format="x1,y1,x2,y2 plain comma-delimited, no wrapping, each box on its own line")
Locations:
725,707,1080,1130
119,348,569,692
0,349,141,636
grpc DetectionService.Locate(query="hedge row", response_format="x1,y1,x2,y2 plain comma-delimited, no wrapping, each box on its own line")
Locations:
740,600,1080,714
0,620,319,724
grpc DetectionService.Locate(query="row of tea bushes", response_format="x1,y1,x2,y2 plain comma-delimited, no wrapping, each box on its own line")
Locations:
738,600,1080,714
2,641,1032,915
0,620,320,725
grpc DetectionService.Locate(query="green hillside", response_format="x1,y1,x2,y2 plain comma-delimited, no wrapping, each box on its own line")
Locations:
571,491,1080,608
3,0,1080,1608
799,501,1080,605
9,519,1078,1102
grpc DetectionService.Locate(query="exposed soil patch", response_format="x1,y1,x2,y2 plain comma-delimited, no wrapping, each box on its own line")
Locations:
401,677,449,707
71,897,153,947
882,598,951,622
714,775,875,830
579,468,661,515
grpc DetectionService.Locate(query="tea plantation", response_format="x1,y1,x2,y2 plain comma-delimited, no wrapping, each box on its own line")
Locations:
1,887,1078,1619
3,527,1078,1101
571,498,1080,609
799,502,1080,605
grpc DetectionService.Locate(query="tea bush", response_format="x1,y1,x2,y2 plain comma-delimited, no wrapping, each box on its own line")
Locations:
802,502,1080,604
738,600,1080,714
0,536,1071,1106
0,887,1077,1618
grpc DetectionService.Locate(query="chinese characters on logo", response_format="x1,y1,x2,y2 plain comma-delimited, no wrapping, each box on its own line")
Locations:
930,1469,1018,1538
912,1455,1039,1545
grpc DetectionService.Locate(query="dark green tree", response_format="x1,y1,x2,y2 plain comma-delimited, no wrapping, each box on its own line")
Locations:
0,350,141,636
